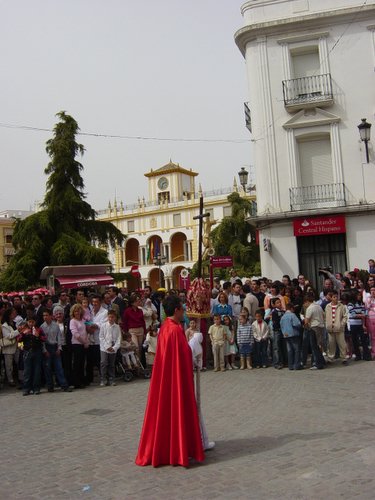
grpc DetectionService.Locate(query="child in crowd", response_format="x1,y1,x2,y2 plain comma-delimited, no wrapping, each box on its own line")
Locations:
241,307,251,324
271,297,285,369
142,298,156,331
347,291,371,361
121,332,139,369
18,318,46,396
81,297,92,323
208,314,227,372
189,330,203,370
223,315,238,370
280,304,302,370
237,312,254,370
325,291,348,364
341,294,353,359
144,322,158,367
252,309,269,368
99,309,121,387
185,318,198,343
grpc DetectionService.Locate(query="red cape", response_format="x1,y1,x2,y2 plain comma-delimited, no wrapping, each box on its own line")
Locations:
135,317,205,467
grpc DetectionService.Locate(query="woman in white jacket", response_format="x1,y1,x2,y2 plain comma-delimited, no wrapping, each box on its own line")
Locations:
1,307,19,386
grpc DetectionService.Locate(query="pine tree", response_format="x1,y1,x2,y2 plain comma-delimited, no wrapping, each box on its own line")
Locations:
1,111,125,290
211,192,260,275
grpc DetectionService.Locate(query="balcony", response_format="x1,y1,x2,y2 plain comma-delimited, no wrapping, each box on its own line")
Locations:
282,74,333,111
289,183,346,211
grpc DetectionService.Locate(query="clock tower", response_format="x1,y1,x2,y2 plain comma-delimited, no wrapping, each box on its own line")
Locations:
144,160,198,203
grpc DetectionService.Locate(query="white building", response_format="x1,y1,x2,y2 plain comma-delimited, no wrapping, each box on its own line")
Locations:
98,161,254,290
235,0,375,287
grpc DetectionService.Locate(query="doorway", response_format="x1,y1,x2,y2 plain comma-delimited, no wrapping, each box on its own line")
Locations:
297,233,347,291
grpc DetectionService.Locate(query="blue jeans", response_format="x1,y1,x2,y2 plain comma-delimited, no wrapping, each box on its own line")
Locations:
44,344,68,389
286,337,301,370
23,350,42,392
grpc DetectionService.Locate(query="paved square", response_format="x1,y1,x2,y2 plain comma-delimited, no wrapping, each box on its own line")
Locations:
1,362,375,499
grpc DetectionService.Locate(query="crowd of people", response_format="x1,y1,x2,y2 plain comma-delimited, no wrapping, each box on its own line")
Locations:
205,263,375,372
0,286,159,395
0,260,374,395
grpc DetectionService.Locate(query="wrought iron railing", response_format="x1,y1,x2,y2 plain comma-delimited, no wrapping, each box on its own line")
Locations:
289,183,346,211
282,74,333,107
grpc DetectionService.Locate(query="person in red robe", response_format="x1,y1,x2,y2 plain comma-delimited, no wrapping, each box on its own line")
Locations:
135,295,205,467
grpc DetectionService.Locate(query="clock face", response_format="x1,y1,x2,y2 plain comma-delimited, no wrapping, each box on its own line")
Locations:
158,177,169,190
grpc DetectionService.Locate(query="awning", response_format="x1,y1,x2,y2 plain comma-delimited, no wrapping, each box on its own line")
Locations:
56,275,114,289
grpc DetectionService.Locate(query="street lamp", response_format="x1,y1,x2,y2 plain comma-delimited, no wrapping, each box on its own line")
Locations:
153,253,167,288
238,166,255,192
358,118,372,163
238,167,249,190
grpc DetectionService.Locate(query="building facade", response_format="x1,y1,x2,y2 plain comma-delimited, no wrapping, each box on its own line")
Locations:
235,0,375,288
98,161,254,290
0,210,34,273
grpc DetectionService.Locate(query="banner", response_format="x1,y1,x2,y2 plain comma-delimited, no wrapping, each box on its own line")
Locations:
293,215,346,237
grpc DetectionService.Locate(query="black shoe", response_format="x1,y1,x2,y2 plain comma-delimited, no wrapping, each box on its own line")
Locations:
34,390,41,395
63,387,72,392
23,391,30,396
48,387,54,392
342,360,348,366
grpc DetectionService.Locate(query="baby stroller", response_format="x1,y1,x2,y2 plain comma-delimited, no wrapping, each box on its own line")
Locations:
115,348,151,382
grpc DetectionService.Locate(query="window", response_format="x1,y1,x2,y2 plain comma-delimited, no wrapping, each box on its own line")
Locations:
223,206,232,217
158,192,170,204
291,47,320,79
297,135,333,186
127,220,135,233
5,234,12,244
173,213,181,227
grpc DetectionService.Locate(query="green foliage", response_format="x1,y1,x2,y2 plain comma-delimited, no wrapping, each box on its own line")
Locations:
1,111,125,291
211,192,260,276
111,272,132,284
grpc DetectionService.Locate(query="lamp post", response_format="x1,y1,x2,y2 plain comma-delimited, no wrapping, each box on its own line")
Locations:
238,166,249,191
153,253,166,288
238,166,255,192
358,118,372,164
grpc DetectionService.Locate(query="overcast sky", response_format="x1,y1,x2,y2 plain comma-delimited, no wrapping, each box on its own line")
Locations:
0,0,252,212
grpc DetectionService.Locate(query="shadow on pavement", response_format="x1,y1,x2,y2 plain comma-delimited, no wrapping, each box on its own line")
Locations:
203,431,333,464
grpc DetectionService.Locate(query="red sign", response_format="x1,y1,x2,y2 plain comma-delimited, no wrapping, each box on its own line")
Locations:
179,274,191,291
210,256,233,268
293,215,346,237
130,265,141,278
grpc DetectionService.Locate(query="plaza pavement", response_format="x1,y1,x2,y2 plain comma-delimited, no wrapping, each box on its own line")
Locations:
1,361,375,500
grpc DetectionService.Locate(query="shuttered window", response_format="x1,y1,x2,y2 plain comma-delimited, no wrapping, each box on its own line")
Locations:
298,137,333,186
292,50,320,78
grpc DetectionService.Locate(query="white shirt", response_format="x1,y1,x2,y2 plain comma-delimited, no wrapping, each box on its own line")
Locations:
99,321,121,353
228,293,242,319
